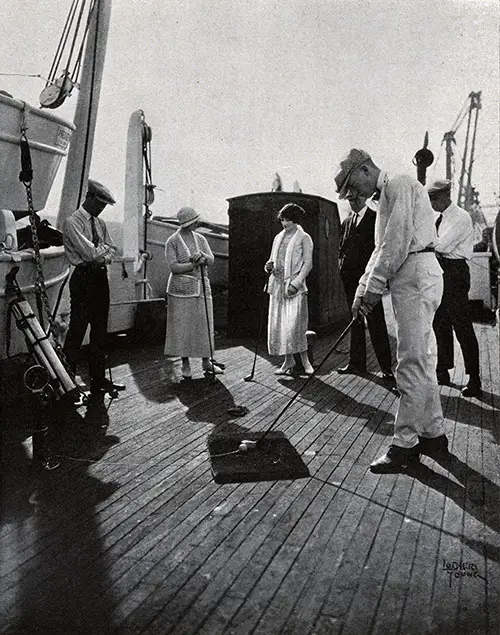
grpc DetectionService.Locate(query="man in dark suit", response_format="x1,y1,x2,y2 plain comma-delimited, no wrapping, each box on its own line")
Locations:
338,190,395,385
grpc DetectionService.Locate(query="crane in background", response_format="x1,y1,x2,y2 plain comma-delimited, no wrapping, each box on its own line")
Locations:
442,91,482,212
440,91,499,318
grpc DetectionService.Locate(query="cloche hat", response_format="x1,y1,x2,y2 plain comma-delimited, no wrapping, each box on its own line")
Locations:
177,206,200,227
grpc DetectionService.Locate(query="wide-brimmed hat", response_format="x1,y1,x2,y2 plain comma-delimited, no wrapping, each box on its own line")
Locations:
87,179,115,205
427,179,452,196
334,148,372,199
177,206,200,227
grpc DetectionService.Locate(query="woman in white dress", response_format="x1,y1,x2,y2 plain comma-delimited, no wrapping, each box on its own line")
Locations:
164,207,222,379
265,203,314,375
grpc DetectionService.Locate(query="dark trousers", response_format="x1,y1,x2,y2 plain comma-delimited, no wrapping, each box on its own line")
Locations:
433,258,480,377
63,266,110,381
342,279,392,372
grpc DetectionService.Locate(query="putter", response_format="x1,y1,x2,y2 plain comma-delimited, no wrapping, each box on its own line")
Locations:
247,316,358,449
243,274,270,382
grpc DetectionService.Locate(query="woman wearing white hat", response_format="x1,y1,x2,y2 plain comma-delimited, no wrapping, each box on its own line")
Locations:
164,207,222,378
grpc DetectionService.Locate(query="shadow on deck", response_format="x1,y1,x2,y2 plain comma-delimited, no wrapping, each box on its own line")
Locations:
1,313,499,634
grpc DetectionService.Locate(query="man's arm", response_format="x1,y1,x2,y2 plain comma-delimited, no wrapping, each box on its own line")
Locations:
64,217,110,263
364,180,414,294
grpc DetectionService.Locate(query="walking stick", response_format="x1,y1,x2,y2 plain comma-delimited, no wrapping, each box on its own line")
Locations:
200,263,218,381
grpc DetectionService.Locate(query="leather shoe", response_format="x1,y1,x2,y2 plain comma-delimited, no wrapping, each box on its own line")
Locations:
417,434,449,458
381,371,396,384
369,445,419,473
436,369,451,386
461,381,482,398
337,364,366,375
91,378,126,393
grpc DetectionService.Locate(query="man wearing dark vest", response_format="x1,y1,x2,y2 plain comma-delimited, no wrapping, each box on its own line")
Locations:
428,179,482,397
62,179,125,395
338,190,395,385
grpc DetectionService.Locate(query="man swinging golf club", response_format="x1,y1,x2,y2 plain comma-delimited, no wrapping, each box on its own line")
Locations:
335,149,449,473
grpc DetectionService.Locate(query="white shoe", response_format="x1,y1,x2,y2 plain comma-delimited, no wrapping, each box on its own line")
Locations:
203,364,223,375
302,363,314,376
181,362,192,379
275,364,295,375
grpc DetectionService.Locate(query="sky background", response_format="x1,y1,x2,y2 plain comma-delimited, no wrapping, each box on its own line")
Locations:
2,0,499,226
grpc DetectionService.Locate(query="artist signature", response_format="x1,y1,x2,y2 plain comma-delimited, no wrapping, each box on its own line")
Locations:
442,558,486,587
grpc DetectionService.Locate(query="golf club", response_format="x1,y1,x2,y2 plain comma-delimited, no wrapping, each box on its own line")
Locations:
243,316,358,450
243,274,270,382
200,263,218,381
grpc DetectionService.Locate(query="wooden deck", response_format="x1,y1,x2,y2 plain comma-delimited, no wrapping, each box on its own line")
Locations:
1,303,499,635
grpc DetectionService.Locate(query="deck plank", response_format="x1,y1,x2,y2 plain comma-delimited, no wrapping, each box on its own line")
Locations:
1,312,499,635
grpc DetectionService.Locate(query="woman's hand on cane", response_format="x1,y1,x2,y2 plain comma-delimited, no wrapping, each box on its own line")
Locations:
191,252,207,267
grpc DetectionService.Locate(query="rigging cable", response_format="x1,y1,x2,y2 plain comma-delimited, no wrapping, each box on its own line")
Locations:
46,0,79,86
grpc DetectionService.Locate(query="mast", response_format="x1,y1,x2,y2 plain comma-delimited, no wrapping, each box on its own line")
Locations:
56,0,112,228
442,131,455,181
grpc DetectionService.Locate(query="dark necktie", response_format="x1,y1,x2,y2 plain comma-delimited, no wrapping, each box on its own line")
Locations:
90,215,99,247
435,214,443,233
349,213,359,236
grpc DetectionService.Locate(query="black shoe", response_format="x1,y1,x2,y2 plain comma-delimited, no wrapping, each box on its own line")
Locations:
91,378,126,393
369,445,420,474
461,380,482,398
337,364,366,375
381,370,396,384
436,369,451,386
417,434,449,458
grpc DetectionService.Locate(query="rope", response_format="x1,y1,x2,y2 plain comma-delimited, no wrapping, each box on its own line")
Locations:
71,0,95,85
46,0,93,88
65,0,89,83
0,72,50,81
46,0,79,85
449,94,470,134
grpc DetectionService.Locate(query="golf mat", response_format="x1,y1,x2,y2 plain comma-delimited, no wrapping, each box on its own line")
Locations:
208,430,310,484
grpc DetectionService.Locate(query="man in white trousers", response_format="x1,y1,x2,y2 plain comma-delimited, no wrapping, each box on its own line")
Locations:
335,149,448,473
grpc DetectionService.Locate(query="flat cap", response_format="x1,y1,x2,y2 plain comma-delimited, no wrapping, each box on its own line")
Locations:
87,179,116,205
427,179,452,195
334,148,372,199
177,206,200,227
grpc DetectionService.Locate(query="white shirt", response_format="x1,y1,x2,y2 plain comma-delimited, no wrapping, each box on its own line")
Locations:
356,171,437,296
352,204,367,226
63,207,116,266
434,202,473,260
349,201,378,226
